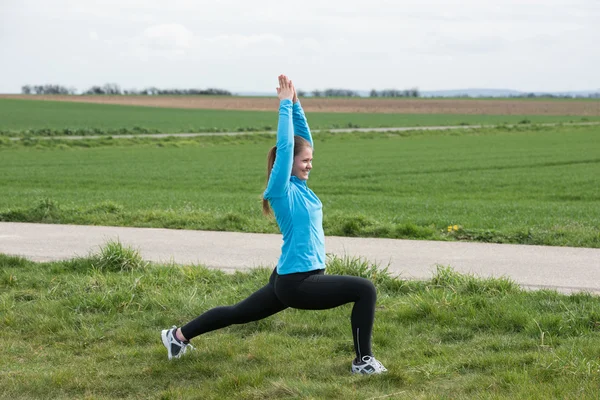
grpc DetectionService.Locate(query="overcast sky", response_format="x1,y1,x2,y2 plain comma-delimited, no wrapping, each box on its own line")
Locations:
1,0,598,94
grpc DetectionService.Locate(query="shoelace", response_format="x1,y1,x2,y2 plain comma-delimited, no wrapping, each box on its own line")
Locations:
370,358,387,372
170,326,195,353
362,356,387,372
180,342,195,354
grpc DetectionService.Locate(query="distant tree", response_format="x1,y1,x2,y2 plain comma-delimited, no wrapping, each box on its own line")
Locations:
202,88,231,95
102,83,122,95
26,84,71,94
408,87,420,97
323,89,357,97
297,90,306,97
384,89,402,97
312,90,322,97
141,87,159,95
369,88,421,98
84,86,105,95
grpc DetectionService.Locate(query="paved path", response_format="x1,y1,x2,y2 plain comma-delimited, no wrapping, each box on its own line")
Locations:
8,122,600,141
1,222,599,294
8,125,481,141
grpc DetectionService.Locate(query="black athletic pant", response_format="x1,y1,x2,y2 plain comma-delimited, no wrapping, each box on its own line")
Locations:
180,268,377,360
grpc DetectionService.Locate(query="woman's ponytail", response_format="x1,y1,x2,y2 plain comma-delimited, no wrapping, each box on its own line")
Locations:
262,146,277,216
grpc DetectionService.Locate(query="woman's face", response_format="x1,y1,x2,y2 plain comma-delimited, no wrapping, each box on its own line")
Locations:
292,146,313,181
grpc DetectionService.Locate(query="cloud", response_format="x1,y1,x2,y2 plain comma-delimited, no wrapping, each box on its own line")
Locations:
130,24,285,59
202,34,284,47
141,23,194,50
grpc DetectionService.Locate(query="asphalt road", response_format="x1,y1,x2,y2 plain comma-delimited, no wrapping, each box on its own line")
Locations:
1,222,599,294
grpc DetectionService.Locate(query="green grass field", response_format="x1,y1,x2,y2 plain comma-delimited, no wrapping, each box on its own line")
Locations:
2,249,600,399
1,98,599,136
1,124,599,247
2,99,600,399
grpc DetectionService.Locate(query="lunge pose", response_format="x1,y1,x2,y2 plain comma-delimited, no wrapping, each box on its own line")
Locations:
162,75,387,374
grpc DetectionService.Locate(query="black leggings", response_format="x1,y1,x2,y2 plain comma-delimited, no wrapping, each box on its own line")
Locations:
180,268,377,360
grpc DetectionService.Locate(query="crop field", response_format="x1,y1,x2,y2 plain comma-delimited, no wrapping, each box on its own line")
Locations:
2,94,600,115
1,98,599,137
1,124,598,248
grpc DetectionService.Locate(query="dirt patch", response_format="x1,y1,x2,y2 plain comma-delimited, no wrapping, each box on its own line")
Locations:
2,94,599,116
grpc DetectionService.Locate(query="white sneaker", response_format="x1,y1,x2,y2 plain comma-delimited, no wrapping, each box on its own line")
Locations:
351,355,388,375
161,326,194,360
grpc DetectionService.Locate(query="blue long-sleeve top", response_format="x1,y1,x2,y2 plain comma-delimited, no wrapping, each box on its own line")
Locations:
263,99,326,275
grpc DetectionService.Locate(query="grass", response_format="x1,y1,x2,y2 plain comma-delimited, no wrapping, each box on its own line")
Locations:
2,247,600,399
1,124,599,248
1,98,599,136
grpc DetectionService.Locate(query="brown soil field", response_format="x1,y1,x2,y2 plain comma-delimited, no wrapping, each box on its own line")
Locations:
2,94,599,116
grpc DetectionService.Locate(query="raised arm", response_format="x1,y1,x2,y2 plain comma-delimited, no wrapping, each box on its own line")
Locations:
264,76,295,198
292,86,313,147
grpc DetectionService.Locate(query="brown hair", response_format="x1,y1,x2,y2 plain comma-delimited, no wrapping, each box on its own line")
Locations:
262,136,312,216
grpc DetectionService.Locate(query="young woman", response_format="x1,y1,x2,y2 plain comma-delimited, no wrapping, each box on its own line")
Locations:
162,75,387,375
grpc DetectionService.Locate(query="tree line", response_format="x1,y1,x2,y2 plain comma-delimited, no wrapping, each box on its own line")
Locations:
509,93,600,99
21,84,232,96
21,84,77,95
25,84,598,98
306,88,420,97
369,88,420,97
20,84,423,97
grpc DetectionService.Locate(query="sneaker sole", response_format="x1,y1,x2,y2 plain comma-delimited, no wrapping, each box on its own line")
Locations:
351,370,384,375
351,367,386,375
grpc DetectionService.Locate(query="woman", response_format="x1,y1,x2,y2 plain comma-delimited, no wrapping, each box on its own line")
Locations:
162,75,387,375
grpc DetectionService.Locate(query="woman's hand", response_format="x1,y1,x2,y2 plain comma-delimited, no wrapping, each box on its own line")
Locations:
276,75,294,101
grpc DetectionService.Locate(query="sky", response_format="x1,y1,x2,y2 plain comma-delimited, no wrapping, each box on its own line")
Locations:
0,0,598,94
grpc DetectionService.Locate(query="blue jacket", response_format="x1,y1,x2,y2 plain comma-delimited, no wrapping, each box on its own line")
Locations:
263,99,326,275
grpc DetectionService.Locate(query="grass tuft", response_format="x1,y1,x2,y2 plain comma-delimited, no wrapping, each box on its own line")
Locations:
431,265,520,295
325,254,409,294
92,239,148,272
